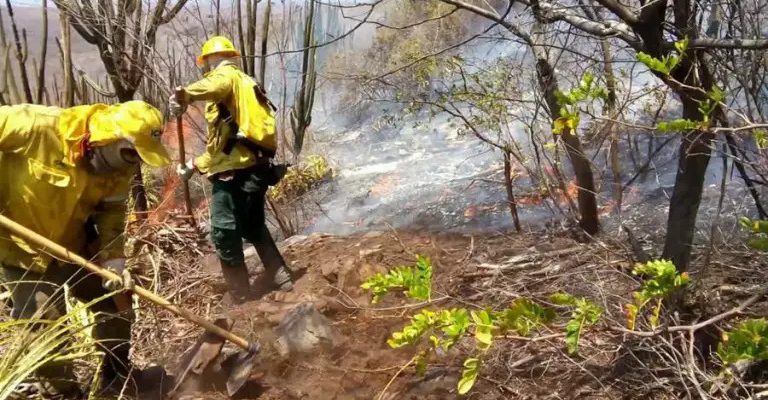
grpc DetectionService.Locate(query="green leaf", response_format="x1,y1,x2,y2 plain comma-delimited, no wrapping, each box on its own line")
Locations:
657,119,699,132
674,38,689,55
625,304,638,331
553,117,568,134
718,319,768,364
637,52,670,75
361,255,433,303
755,130,768,150
415,352,428,376
495,299,555,336
747,237,768,251
555,90,575,106
457,358,480,395
556,295,602,355
579,72,594,92
471,310,495,351
564,318,583,354
550,292,576,306
708,86,726,103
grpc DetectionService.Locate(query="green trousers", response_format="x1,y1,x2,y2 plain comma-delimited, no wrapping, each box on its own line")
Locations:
210,165,287,270
0,262,132,392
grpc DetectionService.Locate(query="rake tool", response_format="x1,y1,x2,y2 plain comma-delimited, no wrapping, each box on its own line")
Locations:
0,214,259,397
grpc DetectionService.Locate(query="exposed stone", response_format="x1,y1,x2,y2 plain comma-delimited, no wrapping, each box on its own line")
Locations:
273,303,343,357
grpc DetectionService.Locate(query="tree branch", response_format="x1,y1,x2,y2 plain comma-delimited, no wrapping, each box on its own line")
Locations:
592,0,639,25
522,0,642,49
438,0,534,46
687,37,768,49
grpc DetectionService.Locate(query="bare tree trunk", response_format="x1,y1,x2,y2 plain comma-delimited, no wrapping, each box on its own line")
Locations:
661,53,715,272
290,0,317,158
259,0,271,86
245,0,257,76
5,0,33,103
215,0,221,35
236,0,245,67
35,0,48,104
504,149,522,232
58,13,74,107
536,57,599,234
593,36,621,213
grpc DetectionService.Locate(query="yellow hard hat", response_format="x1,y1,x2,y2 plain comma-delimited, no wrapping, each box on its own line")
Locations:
88,101,171,167
197,36,240,65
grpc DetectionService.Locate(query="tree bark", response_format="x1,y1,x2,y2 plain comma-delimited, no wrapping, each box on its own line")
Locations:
504,149,522,232
5,0,33,103
536,58,599,234
599,37,621,211
259,0,271,86
58,13,74,107
35,0,47,104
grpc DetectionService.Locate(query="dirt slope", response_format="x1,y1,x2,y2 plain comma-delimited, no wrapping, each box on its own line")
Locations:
133,228,766,400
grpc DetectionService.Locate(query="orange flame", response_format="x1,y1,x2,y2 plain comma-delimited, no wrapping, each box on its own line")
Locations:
148,107,205,224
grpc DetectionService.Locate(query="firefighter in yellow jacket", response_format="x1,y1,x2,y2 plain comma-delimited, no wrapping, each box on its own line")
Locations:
170,36,294,303
0,101,170,396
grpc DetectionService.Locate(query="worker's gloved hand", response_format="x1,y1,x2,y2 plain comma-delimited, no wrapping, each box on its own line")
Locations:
169,89,188,118
102,258,134,292
176,159,195,181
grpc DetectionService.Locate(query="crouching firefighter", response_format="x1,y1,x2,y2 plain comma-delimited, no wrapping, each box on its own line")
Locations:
170,36,293,304
0,102,172,397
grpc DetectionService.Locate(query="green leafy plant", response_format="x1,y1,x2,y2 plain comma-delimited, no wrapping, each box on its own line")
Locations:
494,298,555,336
553,72,608,134
636,38,688,75
361,255,433,304
268,155,331,203
0,288,107,399
717,319,768,365
755,130,768,150
550,293,603,354
740,217,768,251
387,297,554,394
625,259,689,330
458,357,480,395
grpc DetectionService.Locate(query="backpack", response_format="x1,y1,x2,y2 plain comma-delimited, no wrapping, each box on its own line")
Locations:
220,82,278,158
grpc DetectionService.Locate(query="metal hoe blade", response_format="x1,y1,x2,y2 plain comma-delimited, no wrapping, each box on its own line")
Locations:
170,318,232,397
226,342,261,397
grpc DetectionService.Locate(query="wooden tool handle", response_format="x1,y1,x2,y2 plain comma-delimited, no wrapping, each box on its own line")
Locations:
0,214,252,351
174,87,196,226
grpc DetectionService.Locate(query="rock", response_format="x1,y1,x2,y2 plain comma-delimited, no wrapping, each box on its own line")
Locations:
273,303,343,357
362,231,385,239
321,262,338,283
282,235,309,248
358,245,383,258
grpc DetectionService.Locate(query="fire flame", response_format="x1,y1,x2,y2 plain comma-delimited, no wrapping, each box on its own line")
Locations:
148,108,205,224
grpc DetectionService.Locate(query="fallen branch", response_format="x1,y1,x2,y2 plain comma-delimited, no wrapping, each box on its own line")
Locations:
613,287,768,337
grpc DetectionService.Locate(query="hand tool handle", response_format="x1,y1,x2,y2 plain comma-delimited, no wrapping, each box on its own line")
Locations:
0,214,252,351
175,87,196,227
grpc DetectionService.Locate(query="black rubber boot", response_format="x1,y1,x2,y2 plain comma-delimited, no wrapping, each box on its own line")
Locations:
220,261,252,304
254,243,293,291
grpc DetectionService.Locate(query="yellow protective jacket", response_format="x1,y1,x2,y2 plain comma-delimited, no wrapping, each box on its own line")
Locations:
0,104,131,273
184,60,276,177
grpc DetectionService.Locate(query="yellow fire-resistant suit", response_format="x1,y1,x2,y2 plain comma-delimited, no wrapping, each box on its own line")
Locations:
183,60,276,177
0,101,167,396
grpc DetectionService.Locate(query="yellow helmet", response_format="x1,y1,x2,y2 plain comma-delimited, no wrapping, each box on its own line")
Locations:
197,36,240,65
87,101,171,167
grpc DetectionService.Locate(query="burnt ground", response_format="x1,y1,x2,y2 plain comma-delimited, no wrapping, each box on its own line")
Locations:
128,227,768,400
